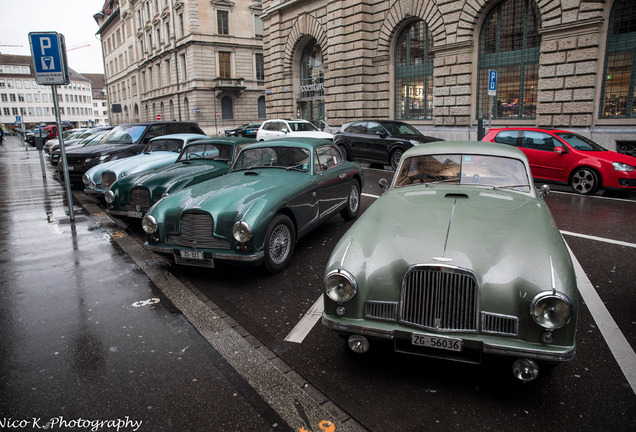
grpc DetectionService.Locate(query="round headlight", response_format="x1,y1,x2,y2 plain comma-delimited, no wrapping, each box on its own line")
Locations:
104,190,115,204
232,221,252,243
325,269,357,303
82,173,90,187
530,292,572,329
141,215,158,234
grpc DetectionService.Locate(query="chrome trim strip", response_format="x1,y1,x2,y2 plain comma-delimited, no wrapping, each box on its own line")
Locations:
483,343,575,362
321,317,394,340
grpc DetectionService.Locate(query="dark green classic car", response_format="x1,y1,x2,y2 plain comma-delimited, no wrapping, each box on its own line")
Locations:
104,137,255,219
322,141,578,381
142,138,364,273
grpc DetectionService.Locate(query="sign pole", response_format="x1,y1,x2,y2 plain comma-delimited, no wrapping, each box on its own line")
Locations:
52,85,74,220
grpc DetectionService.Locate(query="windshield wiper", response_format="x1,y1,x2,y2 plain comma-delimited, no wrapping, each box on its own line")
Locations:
425,178,460,186
492,184,531,190
286,163,307,171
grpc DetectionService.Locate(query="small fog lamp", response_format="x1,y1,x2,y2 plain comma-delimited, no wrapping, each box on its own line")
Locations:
512,358,539,382
347,335,370,354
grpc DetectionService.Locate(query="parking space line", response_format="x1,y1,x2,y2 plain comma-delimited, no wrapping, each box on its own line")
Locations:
566,242,636,394
285,295,324,343
561,230,636,249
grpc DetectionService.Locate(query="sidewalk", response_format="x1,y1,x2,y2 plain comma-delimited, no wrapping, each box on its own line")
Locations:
0,136,363,432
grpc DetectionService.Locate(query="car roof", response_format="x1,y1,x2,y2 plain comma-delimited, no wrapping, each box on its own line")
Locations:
148,133,208,141
185,137,255,146
404,140,528,160
116,121,199,126
488,127,574,134
243,137,334,151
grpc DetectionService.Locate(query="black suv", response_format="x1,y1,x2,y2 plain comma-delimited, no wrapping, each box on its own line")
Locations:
334,120,441,170
62,121,205,187
224,123,262,138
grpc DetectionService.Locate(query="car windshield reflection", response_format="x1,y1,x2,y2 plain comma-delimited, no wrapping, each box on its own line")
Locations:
395,154,531,191
233,146,310,172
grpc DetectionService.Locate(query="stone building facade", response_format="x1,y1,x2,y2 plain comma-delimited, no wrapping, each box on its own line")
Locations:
94,0,266,136
261,0,636,153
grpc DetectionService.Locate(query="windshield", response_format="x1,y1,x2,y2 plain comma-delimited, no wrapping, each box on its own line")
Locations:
100,125,147,145
79,133,107,146
143,138,183,153
178,142,228,161
287,121,319,132
395,154,531,191
556,133,606,151
233,146,311,172
383,122,423,136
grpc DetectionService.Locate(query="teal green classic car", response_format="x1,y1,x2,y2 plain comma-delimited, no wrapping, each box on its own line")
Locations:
105,137,255,219
322,141,578,381
142,138,364,273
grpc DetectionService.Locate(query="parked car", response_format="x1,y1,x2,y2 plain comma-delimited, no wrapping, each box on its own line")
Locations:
322,140,578,382
83,133,208,196
62,121,205,187
142,138,363,273
225,123,262,138
105,137,256,219
44,128,87,154
256,119,333,141
334,120,442,170
51,131,111,166
483,127,636,195
47,127,114,162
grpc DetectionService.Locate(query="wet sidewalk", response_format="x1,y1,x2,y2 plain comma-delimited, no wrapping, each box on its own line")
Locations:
0,137,359,432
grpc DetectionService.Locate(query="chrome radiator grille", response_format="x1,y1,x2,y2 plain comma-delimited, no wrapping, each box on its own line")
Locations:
167,212,230,249
101,172,117,189
400,266,478,332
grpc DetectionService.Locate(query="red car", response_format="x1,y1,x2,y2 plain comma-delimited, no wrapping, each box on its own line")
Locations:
483,127,636,195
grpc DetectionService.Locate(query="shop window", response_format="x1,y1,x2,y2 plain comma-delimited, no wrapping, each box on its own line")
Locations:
601,0,636,118
477,0,541,120
394,20,434,120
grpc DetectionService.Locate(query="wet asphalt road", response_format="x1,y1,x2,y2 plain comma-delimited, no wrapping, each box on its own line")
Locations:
2,136,635,432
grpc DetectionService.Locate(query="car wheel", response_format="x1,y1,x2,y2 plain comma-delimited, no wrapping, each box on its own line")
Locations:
340,179,361,220
264,214,296,274
570,167,600,195
338,145,349,161
390,149,404,170
237,132,244,137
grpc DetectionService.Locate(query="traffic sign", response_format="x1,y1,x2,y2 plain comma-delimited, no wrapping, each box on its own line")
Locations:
28,32,69,86
488,70,497,96
156,114,161,120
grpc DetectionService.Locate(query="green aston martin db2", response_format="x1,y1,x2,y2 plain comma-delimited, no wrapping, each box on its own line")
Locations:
142,138,364,273
322,141,578,381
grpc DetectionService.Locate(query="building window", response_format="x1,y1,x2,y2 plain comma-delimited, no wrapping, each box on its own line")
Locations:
180,54,188,81
219,52,231,79
256,53,264,81
179,13,184,38
478,0,541,120
394,20,434,120
299,39,324,98
601,0,636,118
218,10,229,35
254,14,264,38
221,96,233,119
258,96,266,118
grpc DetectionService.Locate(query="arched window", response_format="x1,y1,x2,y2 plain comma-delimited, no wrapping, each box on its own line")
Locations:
258,96,266,118
394,20,434,120
299,39,324,98
478,0,541,120
601,0,636,118
221,96,233,119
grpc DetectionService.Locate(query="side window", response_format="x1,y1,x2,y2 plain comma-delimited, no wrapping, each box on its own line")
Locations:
522,131,556,151
142,124,165,143
345,121,366,134
315,145,341,170
494,130,521,146
279,122,289,132
367,121,384,135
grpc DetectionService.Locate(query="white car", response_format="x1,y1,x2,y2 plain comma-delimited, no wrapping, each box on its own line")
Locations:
256,119,333,141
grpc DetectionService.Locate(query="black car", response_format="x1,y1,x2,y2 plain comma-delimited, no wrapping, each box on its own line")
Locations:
61,121,205,187
224,123,262,138
334,120,441,170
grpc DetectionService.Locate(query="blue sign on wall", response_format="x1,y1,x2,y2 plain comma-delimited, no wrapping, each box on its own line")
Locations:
28,32,69,86
488,70,497,96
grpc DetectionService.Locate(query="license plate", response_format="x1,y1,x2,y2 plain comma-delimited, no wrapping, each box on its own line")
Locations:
411,334,463,352
67,165,74,171
127,211,143,218
179,250,204,260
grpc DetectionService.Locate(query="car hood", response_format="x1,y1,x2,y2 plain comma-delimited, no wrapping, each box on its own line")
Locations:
328,186,576,306
102,152,178,175
390,133,438,143
579,148,636,166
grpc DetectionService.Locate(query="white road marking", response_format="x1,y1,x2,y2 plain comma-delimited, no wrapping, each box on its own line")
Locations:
566,242,636,394
561,231,636,249
284,295,324,343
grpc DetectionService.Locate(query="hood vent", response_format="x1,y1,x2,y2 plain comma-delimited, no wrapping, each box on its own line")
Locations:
445,193,468,199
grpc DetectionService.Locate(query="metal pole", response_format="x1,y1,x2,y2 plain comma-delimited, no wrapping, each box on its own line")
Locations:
52,85,75,221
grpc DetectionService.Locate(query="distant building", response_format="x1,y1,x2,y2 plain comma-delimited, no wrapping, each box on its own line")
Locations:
82,73,110,127
93,0,266,136
0,54,102,132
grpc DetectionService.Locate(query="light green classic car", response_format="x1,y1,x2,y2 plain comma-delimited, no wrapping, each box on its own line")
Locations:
322,141,578,381
142,138,364,273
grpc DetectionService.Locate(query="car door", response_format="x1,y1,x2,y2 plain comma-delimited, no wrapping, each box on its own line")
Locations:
364,121,391,163
346,122,369,159
520,131,569,181
313,144,351,219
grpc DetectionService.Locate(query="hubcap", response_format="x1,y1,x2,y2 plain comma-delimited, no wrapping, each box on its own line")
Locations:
572,170,595,193
349,186,359,212
269,225,291,264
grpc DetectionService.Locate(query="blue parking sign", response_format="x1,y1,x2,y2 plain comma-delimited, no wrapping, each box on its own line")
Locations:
488,70,497,96
28,32,69,85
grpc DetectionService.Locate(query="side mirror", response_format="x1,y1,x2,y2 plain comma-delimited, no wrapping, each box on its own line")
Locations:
553,146,566,154
379,178,389,191
375,130,387,139
539,184,550,200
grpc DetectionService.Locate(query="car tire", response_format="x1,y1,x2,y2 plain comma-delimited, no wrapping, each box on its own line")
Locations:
338,145,349,161
569,167,600,195
390,149,404,170
237,132,244,137
264,214,296,274
340,179,361,221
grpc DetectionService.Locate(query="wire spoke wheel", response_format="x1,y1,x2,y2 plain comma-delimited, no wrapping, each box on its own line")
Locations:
264,214,295,273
